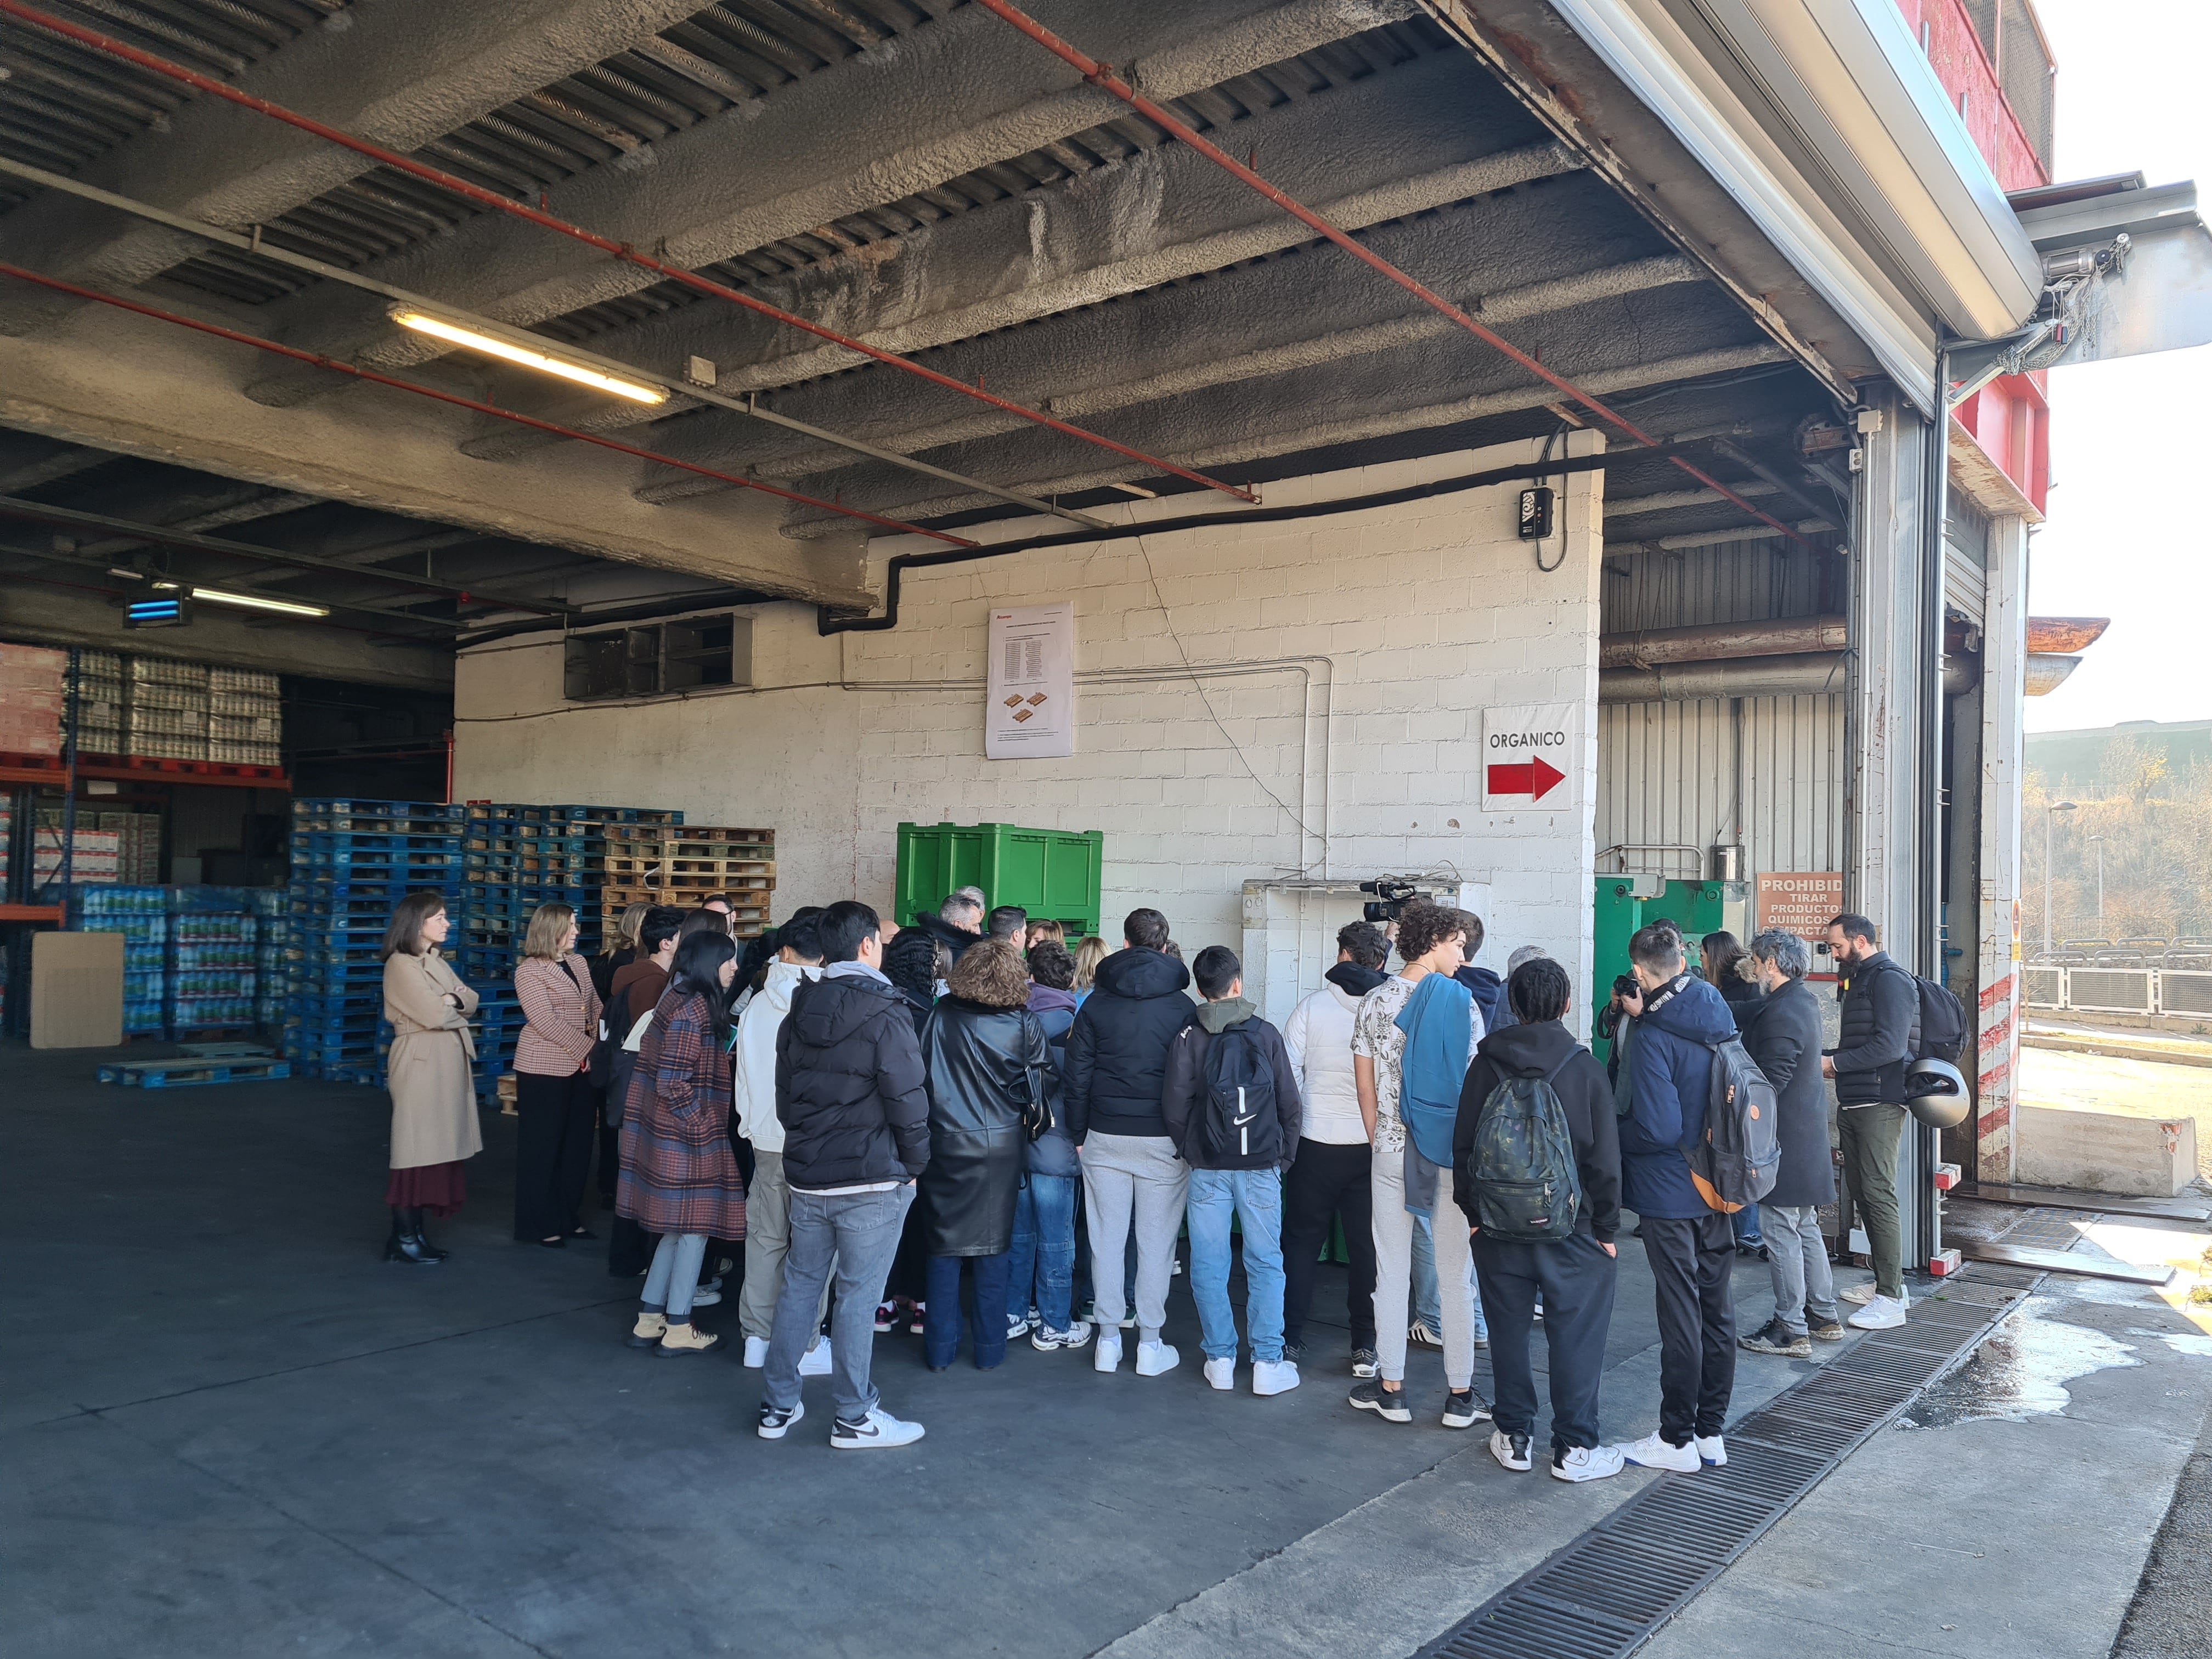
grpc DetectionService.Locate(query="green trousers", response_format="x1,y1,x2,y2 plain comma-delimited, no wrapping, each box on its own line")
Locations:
1839,1102,1908,1299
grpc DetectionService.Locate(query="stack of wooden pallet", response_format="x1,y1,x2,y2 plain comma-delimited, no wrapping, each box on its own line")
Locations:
600,826,775,938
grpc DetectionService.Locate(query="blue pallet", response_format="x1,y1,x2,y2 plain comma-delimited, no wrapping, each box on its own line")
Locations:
294,798,464,819
100,1056,291,1088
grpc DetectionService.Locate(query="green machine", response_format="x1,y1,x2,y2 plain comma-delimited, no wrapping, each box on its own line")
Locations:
1590,874,1750,1064
894,821,1105,936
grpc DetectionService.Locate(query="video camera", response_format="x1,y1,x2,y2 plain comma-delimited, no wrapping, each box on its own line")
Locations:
1360,879,1421,924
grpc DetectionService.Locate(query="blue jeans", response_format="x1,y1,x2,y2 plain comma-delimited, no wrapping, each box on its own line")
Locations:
1731,1204,1764,1246
1413,1211,1488,1341
1185,1167,1287,1362
764,1185,912,1423
1009,1173,1077,1331
924,1251,1014,1368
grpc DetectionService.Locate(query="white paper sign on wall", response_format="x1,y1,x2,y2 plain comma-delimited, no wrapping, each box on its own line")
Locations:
1481,702,1575,811
985,600,1076,760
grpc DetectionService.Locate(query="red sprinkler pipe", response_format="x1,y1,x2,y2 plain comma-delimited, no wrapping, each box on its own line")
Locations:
0,1,1254,506
0,262,978,548
971,0,1815,549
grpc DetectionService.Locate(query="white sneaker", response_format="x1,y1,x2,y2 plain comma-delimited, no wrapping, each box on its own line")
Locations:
1617,1430,1700,1472
742,1335,769,1369
1553,1443,1626,1483
1007,1311,1035,1342
1489,1429,1533,1471
1252,1359,1300,1397
1136,1340,1181,1377
1695,1434,1728,1468
1032,1321,1094,1351
798,1338,833,1376
1203,1356,1235,1391
830,1406,924,1449
1094,1332,1123,1373
1848,1294,1909,1330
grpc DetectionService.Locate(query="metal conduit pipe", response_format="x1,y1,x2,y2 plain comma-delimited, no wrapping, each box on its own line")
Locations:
1599,616,1847,669
0,0,1252,506
1600,652,1980,702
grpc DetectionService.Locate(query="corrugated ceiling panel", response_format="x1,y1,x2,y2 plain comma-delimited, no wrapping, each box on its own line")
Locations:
1601,537,1836,633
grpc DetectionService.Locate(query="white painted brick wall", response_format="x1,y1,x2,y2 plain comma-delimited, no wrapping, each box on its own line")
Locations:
455,432,1606,1023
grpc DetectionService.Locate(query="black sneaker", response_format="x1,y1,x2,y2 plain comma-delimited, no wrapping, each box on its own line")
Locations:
1349,1380,1412,1423
1350,1346,1379,1379
1281,1341,1305,1365
1738,1317,1812,1359
756,1399,804,1441
1808,1314,1846,1342
1442,1388,1492,1429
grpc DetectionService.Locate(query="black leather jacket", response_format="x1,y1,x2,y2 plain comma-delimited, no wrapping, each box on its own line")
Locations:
918,998,1046,1257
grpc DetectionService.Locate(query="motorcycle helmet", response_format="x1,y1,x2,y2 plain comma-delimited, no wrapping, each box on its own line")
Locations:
1905,1056,1970,1128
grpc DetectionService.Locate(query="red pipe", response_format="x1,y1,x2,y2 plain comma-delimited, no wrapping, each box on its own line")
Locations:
0,261,976,549
971,0,1816,550
0,1,1254,506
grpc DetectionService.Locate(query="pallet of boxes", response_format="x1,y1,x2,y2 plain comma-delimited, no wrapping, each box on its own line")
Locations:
600,825,775,940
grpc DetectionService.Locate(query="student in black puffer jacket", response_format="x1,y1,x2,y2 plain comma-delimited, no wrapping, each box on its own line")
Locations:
1063,907,1197,1376
759,901,932,1451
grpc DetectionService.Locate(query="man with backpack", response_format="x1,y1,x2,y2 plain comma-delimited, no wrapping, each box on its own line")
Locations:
1453,957,1624,1482
1161,945,1304,1396
1612,922,1742,1474
1822,913,1927,1333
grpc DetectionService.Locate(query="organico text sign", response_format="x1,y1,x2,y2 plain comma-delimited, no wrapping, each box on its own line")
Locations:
1480,703,1575,811
1755,872,1844,945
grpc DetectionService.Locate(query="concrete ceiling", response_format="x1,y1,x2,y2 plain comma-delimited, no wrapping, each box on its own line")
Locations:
0,0,1853,679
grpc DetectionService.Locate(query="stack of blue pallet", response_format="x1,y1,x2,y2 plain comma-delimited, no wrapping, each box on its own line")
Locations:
460,802,681,1102
284,799,466,1086
71,885,171,1036
249,888,288,1031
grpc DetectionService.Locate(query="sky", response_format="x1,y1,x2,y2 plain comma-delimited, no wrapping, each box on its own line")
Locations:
2020,0,2212,733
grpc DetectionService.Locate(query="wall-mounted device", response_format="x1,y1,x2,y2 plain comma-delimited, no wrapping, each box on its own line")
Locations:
1517,486,1555,540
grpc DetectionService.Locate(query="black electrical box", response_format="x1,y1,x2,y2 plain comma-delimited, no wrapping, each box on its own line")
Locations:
1517,486,1555,540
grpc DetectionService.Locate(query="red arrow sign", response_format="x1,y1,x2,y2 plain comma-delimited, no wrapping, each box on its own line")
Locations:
1486,754,1566,800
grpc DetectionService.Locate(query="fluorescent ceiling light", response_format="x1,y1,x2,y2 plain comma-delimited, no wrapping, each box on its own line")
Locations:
190,586,330,618
390,309,669,404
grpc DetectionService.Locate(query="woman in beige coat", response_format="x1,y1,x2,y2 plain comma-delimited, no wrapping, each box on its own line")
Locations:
381,888,481,1265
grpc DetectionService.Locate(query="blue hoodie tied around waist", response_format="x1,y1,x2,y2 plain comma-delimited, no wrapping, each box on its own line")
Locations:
1394,971,1474,1216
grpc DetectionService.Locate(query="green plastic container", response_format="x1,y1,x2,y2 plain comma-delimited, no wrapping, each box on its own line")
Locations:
895,822,1105,936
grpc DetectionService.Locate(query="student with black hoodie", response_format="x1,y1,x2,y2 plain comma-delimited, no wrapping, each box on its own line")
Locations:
1453,957,1625,1483
759,901,932,1451
1064,907,1197,1378
1280,921,1388,1374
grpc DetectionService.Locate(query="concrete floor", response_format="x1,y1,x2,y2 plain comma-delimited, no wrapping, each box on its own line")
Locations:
6,1039,2208,1658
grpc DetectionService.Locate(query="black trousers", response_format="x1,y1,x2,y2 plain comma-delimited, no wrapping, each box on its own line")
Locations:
514,1070,596,1242
1282,1139,1376,1349
1474,1230,1617,1452
594,1084,618,1203
1640,1213,1736,1445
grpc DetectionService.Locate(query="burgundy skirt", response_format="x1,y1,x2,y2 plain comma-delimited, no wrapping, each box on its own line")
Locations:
385,1160,467,1216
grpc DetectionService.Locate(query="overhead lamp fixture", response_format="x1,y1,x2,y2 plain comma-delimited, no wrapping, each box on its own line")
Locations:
154,580,330,618
390,308,669,404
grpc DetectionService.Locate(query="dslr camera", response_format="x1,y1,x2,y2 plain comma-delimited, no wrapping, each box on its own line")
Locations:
1361,879,1420,924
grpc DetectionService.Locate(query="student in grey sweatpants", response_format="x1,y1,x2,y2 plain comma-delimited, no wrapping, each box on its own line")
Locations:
1062,912,1198,1379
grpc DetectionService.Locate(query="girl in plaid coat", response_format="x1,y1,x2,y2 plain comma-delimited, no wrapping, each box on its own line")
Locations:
619,929,747,1357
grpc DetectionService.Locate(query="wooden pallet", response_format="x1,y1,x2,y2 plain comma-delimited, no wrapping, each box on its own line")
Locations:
99,1055,292,1088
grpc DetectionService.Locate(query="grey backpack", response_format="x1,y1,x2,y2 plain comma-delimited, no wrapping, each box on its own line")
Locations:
1468,1051,1582,1243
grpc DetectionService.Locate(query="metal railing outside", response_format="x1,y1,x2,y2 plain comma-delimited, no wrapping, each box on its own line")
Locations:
2025,964,2212,1019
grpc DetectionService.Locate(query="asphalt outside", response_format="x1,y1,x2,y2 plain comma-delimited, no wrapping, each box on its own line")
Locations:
5,1039,2209,1658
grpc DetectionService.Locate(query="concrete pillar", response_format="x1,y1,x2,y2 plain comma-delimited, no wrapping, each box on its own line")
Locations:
1973,514,2030,1182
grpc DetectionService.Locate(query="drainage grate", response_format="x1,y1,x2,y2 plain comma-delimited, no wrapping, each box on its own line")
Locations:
1413,1272,2035,1659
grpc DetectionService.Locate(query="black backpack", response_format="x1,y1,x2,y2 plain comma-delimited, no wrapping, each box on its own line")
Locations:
1193,1020,1282,1167
1911,973,1968,1064
1688,1035,1781,1214
1468,1052,1582,1243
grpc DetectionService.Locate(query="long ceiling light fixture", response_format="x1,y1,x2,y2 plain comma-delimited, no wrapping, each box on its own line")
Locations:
0,0,1252,506
971,0,1815,550
389,308,668,405
154,581,330,617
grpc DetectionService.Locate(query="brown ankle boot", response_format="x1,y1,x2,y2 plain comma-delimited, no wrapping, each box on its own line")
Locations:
627,1311,667,1350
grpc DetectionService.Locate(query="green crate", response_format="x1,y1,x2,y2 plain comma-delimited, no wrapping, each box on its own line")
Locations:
895,821,1104,937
